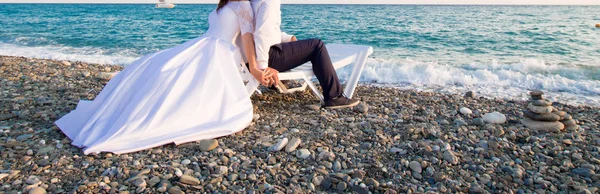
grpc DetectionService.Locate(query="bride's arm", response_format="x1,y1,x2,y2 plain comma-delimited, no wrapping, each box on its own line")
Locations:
236,3,270,86
241,34,267,84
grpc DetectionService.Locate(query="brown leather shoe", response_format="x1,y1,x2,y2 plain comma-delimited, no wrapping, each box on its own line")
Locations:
323,95,360,109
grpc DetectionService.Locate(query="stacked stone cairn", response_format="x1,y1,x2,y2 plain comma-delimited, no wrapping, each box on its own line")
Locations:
521,90,579,132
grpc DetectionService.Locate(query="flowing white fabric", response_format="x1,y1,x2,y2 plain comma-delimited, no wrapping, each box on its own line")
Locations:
55,2,256,155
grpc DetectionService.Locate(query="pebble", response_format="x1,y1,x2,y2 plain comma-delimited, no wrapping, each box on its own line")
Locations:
97,72,118,80
524,110,560,122
28,187,47,194
133,179,146,188
561,119,576,126
175,168,183,177
442,151,459,165
483,112,506,124
434,173,446,182
228,174,238,181
521,118,564,132
296,149,311,159
181,159,191,165
320,177,332,189
353,103,369,113
465,91,476,98
285,137,301,152
306,104,321,111
472,118,485,126
438,119,450,125
217,166,228,175
336,182,347,191
198,139,218,151
531,99,552,106
312,176,324,186
271,138,288,151
459,107,472,115
168,186,184,194
179,175,200,185
528,103,553,114
409,161,422,173
365,178,380,188
333,161,342,171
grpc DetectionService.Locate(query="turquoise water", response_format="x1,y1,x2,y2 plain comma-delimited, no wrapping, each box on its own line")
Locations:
1,4,599,106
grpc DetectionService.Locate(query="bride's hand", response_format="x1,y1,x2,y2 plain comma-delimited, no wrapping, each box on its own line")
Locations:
250,68,272,86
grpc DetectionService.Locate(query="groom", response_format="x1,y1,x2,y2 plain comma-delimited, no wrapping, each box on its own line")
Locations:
250,0,360,109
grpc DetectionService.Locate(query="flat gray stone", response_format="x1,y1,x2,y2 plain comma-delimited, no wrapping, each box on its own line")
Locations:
530,90,544,96
561,119,576,126
271,138,288,152
285,138,301,152
528,103,552,114
521,118,564,132
531,99,552,107
524,111,560,122
409,161,422,173
179,175,200,185
565,125,579,131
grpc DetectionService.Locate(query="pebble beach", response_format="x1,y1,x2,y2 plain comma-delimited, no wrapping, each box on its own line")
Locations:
1,55,600,193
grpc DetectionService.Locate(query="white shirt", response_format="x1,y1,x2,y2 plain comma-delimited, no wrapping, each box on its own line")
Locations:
251,0,294,69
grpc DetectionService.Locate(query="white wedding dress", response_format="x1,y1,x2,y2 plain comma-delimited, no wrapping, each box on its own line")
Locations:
55,2,257,154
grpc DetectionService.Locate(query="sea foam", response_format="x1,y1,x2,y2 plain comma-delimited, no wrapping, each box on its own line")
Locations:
336,57,600,107
0,43,139,65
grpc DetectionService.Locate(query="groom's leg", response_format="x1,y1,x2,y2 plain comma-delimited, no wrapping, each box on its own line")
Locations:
268,39,343,101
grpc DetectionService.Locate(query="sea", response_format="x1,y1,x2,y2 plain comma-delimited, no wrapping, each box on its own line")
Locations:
1,4,599,106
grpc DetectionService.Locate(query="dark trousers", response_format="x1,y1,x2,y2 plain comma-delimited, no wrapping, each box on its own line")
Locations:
269,39,343,101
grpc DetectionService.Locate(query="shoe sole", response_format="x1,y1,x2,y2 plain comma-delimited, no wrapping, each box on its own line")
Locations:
324,100,361,109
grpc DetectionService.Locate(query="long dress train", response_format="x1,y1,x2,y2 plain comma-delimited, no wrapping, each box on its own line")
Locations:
55,2,256,154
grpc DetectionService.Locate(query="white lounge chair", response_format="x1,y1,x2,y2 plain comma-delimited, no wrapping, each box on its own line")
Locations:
240,43,374,104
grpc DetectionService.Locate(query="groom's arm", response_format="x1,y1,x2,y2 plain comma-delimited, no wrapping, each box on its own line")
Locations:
281,32,296,43
253,2,276,70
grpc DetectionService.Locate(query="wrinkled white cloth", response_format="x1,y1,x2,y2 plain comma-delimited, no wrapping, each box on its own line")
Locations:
55,2,256,154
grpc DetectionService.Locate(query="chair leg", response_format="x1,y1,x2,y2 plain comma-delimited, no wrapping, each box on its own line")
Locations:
343,51,369,98
303,76,324,104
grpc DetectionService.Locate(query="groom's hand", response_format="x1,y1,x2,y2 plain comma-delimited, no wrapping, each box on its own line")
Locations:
264,68,279,86
290,36,297,42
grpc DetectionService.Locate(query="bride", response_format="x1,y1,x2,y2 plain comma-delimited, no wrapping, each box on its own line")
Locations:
55,0,271,154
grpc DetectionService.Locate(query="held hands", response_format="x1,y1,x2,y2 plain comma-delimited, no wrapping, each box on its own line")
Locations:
264,67,279,86
250,67,279,87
